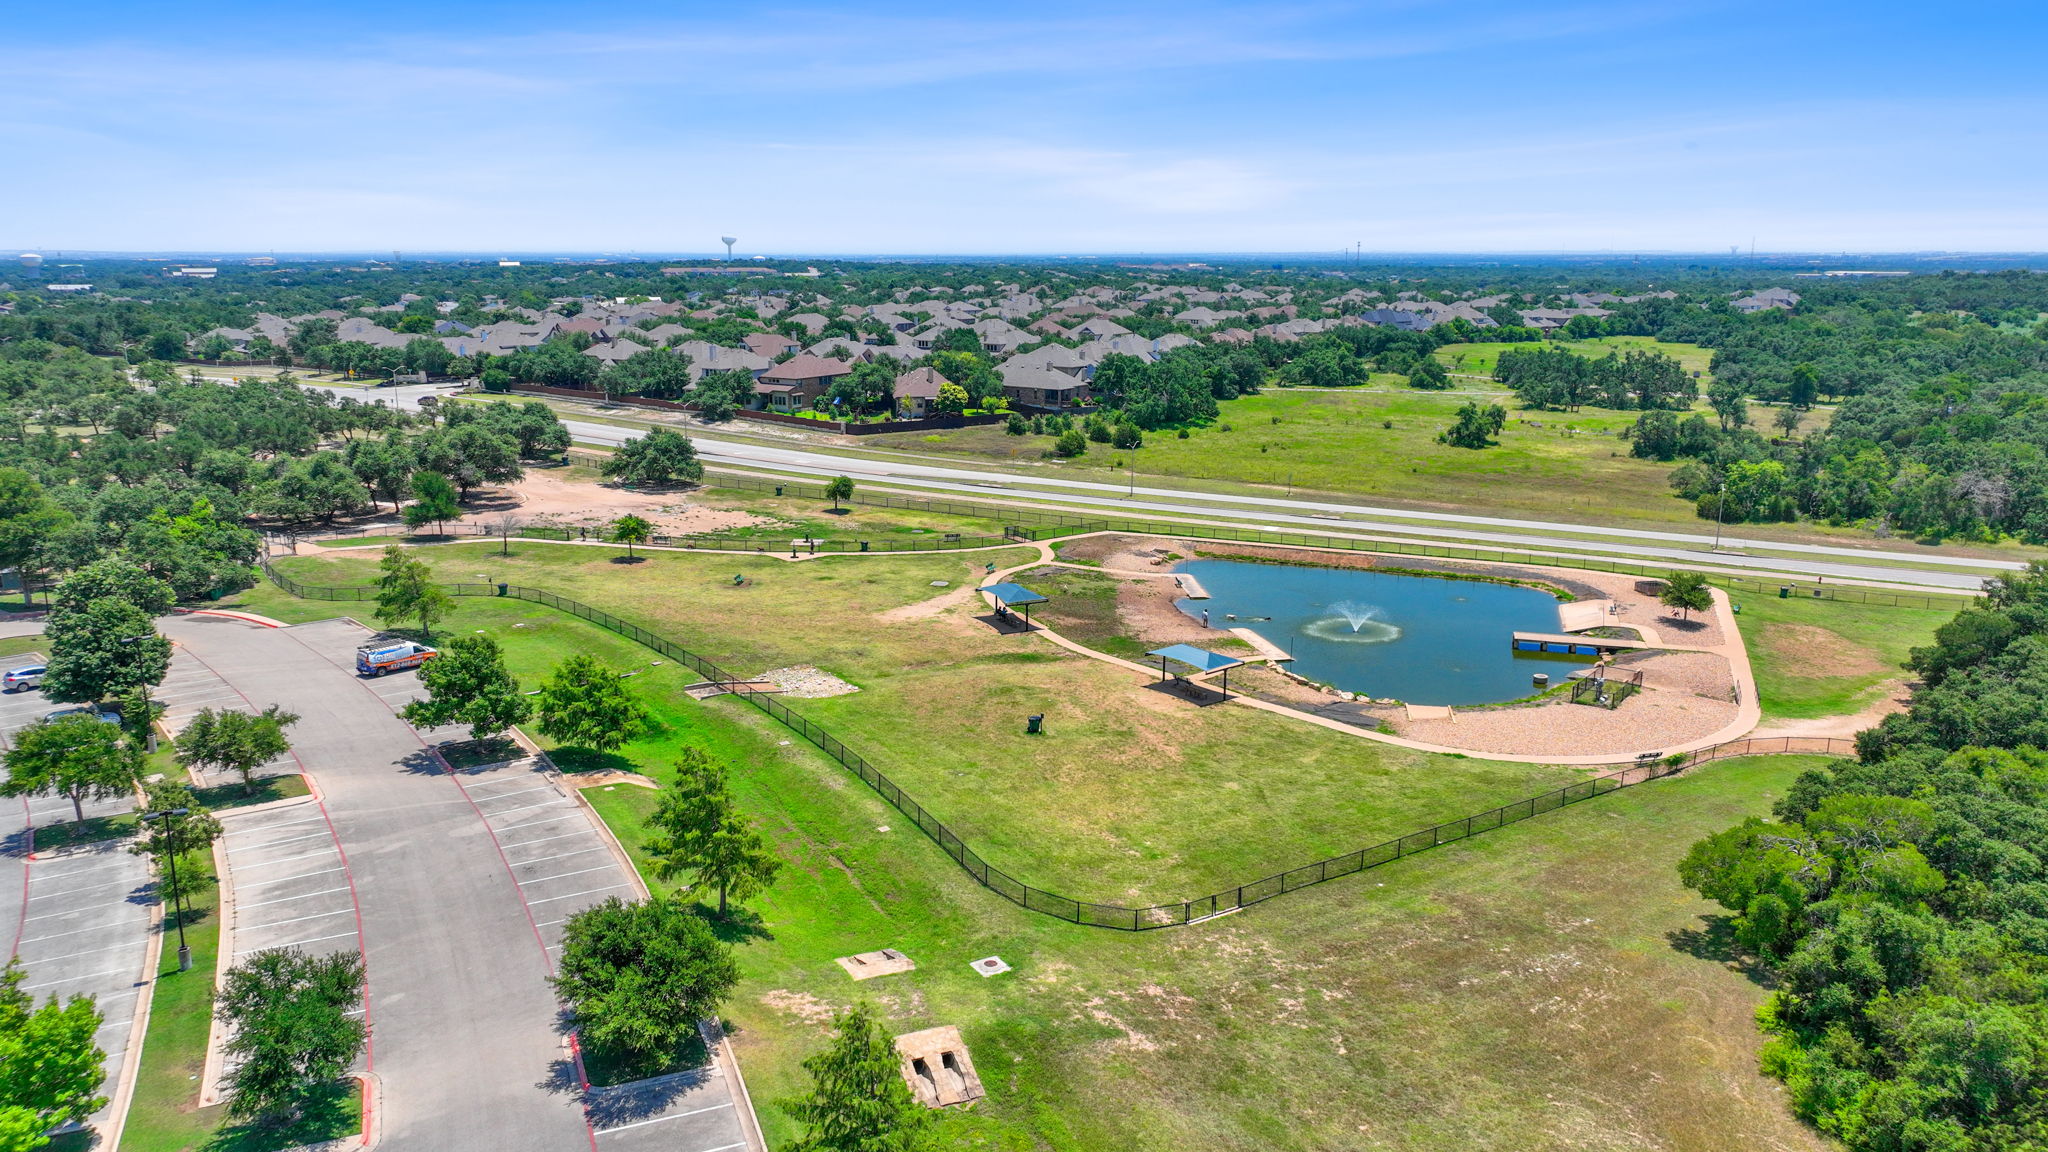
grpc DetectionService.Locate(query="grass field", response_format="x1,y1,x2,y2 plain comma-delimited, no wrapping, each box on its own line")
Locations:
865,388,1699,524
249,543,1588,900
1433,336,1716,381
580,690,1831,1152
238,540,1854,1149
1728,591,1949,720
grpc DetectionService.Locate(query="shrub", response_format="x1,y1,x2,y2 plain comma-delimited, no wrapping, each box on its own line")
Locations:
1054,430,1087,457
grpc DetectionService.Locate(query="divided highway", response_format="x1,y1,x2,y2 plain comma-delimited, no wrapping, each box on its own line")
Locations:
303,381,2027,593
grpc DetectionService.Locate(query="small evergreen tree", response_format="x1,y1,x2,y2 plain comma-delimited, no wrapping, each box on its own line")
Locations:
645,747,781,916
782,1002,930,1152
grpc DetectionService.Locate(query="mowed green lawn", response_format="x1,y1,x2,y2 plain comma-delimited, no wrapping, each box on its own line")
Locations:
252,542,1587,900
1728,591,1951,721
246,560,1829,1150
593,691,1830,1152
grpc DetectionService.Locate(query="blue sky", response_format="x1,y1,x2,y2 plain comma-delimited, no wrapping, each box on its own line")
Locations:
5,1,2046,254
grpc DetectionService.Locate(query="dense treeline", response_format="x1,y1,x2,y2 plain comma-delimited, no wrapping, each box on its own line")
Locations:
1681,563,2048,1150
1495,344,1697,410
0,342,568,601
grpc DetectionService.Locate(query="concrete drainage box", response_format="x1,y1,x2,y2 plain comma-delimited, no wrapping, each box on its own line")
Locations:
895,1025,985,1108
834,948,916,981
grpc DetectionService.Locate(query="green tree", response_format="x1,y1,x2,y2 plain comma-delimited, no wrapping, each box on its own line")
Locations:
782,1002,931,1152
374,544,453,638
176,705,298,794
1,715,141,823
535,654,649,756
1659,571,1714,621
550,896,739,1064
1438,402,1508,449
600,428,703,487
0,468,70,602
403,470,461,535
824,475,854,511
0,960,107,1145
689,369,755,422
1054,429,1086,457
42,600,171,706
1406,357,1451,390
400,635,530,740
416,424,523,497
216,948,366,1125
1708,380,1749,430
1787,362,1820,408
610,514,652,559
931,382,969,417
645,748,781,916
131,778,223,908
53,557,176,616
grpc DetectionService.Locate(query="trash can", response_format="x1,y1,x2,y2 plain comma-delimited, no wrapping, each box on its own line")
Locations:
1026,714,1044,735
860,541,870,552
1779,585,1790,598
496,583,508,597
775,485,784,497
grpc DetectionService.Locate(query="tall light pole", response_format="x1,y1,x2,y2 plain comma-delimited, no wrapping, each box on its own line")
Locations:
1711,480,1730,552
144,808,193,972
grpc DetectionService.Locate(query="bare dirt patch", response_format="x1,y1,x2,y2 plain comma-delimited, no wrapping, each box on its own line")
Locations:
1755,622,1887,678
455,470,772,536
758,665,860,698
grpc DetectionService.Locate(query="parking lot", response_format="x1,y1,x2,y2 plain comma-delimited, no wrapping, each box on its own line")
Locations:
155,647,298,786
0,638,154,1143
281,618,752,1151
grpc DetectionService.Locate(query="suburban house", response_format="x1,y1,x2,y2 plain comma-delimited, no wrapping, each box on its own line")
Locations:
754,353,853,411
1000,364,1093,410
1732,287,1801,313
742,332,802,358
674,340,772,382
892,367,950,418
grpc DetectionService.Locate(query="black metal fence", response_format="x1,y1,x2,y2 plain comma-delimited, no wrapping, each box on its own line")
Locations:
295,519,1016,555
264,559,1856,929
1569,668,1644,708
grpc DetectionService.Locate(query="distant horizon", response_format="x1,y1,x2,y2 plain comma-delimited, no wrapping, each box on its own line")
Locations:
9,249,2048,263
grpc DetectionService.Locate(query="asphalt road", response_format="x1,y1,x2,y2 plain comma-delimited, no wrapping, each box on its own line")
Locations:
298,380,2018,591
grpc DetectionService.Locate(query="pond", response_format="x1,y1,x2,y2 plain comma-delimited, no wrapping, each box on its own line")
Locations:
1172,559,1594,706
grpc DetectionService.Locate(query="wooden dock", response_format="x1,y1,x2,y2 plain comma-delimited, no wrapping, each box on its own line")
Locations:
1510,631,1657,655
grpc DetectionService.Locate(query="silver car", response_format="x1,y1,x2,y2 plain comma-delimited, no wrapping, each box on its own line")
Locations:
2,665,44,693
42,705,119,725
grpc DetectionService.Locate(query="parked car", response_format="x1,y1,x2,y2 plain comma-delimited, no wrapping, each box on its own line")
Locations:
42,705,119,725
356,641,438,677
3,665,45,693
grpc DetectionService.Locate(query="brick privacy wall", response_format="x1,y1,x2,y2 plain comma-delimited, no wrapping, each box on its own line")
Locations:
502,382,1007,435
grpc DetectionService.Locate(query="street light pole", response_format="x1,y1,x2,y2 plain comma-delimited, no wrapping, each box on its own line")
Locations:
145,808,193,972
1711,480,1728,552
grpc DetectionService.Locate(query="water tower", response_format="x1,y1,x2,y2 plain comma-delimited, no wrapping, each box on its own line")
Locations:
18,253,42,271
721,236,737,261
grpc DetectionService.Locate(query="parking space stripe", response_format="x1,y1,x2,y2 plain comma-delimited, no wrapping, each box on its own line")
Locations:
476,799,564,820
234,885,350,911
23,966,136,991
238,907,352,931
521,864,618,885
239,866,343,886
497,829,589,850
234,830,332,852
592,1104,736,1136
226,815,325,836
470,784,552,802
25,881,139,900
507,846,607,868
525,884,629,906
234,847,336,869
20,940,141,966
236,930,358,956
20,920,136,944
492,814,573,833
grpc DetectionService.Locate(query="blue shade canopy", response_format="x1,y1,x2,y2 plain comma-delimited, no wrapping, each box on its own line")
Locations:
1146,644,1245,673
979,583,1047,607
